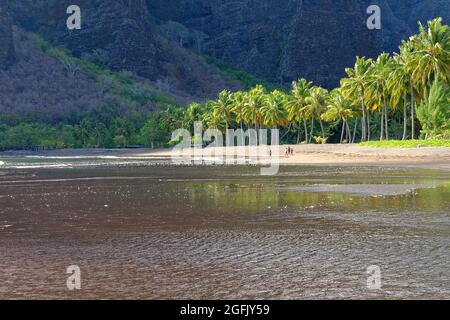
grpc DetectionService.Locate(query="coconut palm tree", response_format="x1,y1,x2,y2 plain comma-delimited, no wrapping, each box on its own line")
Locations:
322,89,354,143
184,102,205,133
231,91,247,131
77,118,92,146
160,105,184,134
367,53,393,141
212,90,234,131
305,86,329,142
399,40,422,139
416,80,450,139
388,50,411,140
341,56,373,142
261,90,288,129
287,79,313,143
200,100,215,128
411,18,450,86
243,85,265,130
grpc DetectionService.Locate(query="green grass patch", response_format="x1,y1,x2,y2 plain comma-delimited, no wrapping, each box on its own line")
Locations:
34,36,179,107
203,55,281,91
359,139,450,148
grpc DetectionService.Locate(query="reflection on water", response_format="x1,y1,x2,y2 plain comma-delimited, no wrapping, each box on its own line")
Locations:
0,159,449,299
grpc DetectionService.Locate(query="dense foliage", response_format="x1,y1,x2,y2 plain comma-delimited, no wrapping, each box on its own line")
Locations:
181,18,449,145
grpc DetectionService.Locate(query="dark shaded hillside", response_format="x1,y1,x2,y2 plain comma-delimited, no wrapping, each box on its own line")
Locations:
1,0,240,108
148,0,449,88
0,0,448,120
0,30,99,122
0,5,15,69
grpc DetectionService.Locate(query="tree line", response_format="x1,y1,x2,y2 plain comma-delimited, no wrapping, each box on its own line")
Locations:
176,18,449,146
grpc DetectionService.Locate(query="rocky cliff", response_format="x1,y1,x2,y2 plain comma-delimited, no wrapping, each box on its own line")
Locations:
4,0,239,102
148,0,448,87
0,4,15,69
1,0,448,110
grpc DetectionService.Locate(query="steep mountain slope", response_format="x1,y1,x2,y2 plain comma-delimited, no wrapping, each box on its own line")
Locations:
1,0,240,107
148,0,448,87
0,29,100,122
0,0,448,121
0,5,15,69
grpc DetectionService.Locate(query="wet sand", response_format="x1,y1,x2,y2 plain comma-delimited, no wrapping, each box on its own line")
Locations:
284,184,437,196
0,165,449,299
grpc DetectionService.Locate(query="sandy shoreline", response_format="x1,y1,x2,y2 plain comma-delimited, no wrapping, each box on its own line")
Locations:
136,144,449,169
1,145,449,170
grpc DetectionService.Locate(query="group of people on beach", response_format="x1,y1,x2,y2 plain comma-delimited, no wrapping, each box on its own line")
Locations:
285,147,294,158
267,147,295,158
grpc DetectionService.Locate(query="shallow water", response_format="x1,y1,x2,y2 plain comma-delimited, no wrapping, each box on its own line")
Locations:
0,156,449,299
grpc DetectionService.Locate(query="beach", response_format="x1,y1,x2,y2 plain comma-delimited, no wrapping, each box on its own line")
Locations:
126,145,450,169
1,145,449,170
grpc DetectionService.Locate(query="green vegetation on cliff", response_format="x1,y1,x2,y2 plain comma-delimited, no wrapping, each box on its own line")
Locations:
203,55,280,91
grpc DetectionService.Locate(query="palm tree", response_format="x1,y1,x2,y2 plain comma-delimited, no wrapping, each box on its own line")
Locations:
231,91,247,131
341,56,372,142
399,40,421,139
388,50,411,140
287,79,312,143
305,86,329,142
411,18,450,86
261,90,288,129
243,85,265,130
416,80,450,139
93,122,108,147
184,102,204,133
367,53,393,141
212,90,234,131
230,91,248,145
322,89,354,143
160,105,184,133
77,119,92,146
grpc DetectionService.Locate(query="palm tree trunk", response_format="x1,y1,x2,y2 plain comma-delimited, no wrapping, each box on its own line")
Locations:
309,118,315,144
380,107,385,141
410,82,415,139
402,93,407,140
255,117,260,143
319,119,325,138
240,119,244,145
346,120,352,144
340,119,346,144
352,118,358,144
367,111,371,141
360,90,367,142
303,118,309,143
384,98,389,140
281,122,293,140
